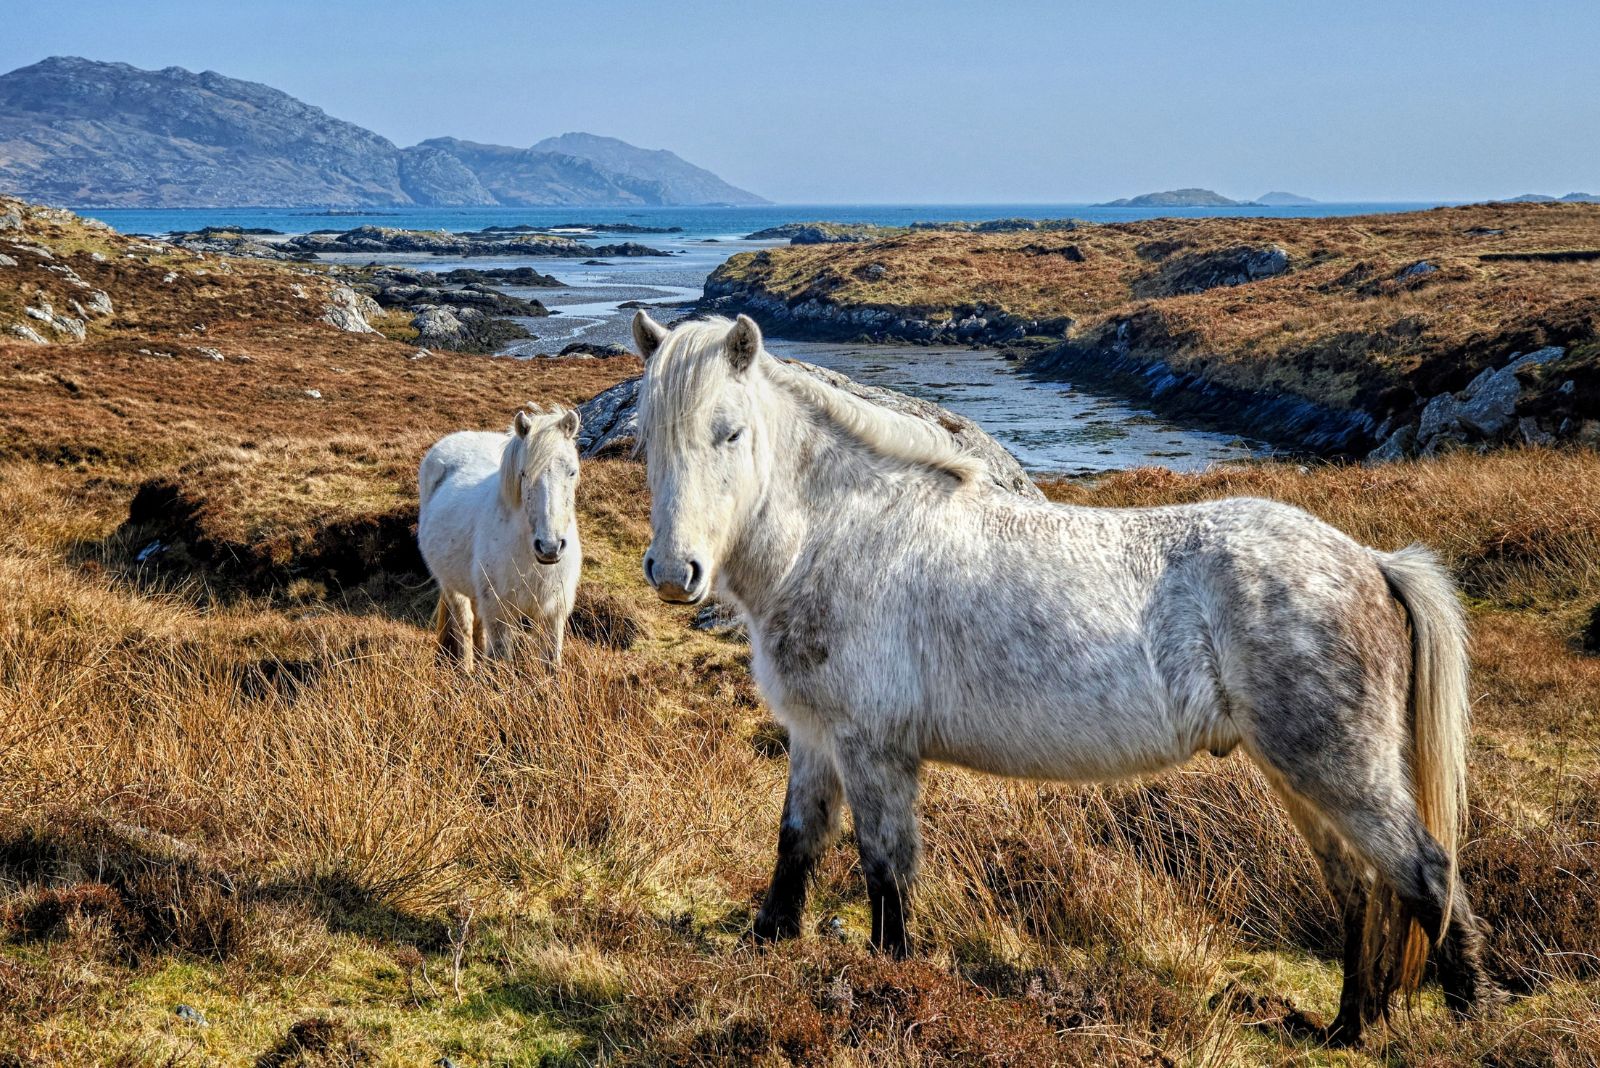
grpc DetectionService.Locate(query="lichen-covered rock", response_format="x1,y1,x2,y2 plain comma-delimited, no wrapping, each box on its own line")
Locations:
577,359,1043,499
411,305,467,346
320,285,380,333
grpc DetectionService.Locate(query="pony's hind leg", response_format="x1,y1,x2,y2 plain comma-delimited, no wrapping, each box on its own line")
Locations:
1252,738,1494,1038
754,734,843,942
1278,793,1384,1045
834,739,921,958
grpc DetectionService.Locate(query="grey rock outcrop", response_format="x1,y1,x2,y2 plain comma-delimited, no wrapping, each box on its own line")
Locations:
320,285,380,333
411,306,468,346
1138,244,1291,296
577,359,1043,499
410,304,532,353
1368,346,1568,462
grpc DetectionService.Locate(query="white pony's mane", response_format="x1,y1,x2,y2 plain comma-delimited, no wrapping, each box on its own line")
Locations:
500,403,574,505
638,316,981,486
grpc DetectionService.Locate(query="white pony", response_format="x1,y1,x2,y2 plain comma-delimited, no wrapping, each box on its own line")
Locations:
631,311,1499,1048
418,405,581,669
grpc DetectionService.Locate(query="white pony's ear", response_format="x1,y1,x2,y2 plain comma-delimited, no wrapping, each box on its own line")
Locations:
557,407,580,439
513,409,533,436
632,310,668,361
726,314,761,373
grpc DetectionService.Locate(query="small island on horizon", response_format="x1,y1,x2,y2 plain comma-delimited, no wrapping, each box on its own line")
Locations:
1095,188,1320,208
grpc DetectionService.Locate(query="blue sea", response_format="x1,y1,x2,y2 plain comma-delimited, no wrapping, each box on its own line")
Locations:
76,201,1448,476
78,202,1451,240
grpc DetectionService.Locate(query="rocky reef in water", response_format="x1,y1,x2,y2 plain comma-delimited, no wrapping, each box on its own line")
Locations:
283,226,671,259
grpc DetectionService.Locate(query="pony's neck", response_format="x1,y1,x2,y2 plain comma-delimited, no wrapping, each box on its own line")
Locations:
716,380,911,615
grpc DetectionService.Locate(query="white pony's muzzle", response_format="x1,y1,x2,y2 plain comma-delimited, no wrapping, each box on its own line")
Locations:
644,548,707,604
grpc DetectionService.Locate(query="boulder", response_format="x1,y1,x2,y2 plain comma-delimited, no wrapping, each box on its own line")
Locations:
1508,345,1565,372
1417,392,1463,441
1456,367,1521,437
411,305,467,346
320,285,380,333
558,341,629,359
1367,424,1415,464
576,359,1043,499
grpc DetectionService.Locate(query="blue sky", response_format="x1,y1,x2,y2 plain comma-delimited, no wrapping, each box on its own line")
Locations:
4,0,1596,203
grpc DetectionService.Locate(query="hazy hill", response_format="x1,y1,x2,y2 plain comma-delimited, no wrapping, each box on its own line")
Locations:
530,132,767,206
1096,188,1243,207
1254,191,1318,205
0,57,766,207
1501,192,1600,204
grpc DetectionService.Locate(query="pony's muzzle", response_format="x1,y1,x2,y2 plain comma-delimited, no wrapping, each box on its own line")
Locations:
534,537,566,565
644,552,706,604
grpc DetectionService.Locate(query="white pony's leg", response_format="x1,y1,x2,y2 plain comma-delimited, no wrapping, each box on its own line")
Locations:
548,615,565,669
833,738,921,957
753,735,843,942
440,591,476,672
484,612,518,661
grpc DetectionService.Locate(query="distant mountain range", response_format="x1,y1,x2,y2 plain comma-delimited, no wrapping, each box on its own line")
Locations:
1095,188,1318,208
0,57,768,208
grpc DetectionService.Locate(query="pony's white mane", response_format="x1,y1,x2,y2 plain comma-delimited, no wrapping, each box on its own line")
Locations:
500,404,574,505
638,317,981,486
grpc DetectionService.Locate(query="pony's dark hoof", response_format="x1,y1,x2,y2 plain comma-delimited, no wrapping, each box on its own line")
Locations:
869,936,910,960
1320,1017,1365,1049
751,909,802,945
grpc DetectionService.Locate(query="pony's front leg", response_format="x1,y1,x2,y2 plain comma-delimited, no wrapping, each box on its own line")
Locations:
536,610,565,671
478,606,516,662
754,736,842,942
836,741,921,958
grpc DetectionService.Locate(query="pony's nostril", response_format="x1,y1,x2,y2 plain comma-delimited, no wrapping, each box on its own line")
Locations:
559,538,568,552
688,559,703,590
644,555,656,585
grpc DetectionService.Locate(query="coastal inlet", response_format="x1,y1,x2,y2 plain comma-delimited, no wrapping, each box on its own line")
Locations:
292,223,1270,477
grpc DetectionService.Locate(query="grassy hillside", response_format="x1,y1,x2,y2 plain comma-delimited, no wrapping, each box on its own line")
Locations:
710,203,1600,448
1,202,1597,1065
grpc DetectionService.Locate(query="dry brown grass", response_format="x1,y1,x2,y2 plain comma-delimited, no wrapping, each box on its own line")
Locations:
2,202,1598,1065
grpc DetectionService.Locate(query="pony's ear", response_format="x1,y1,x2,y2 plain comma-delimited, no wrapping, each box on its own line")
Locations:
632,310,668,361
726,314,761,373
557,407,580,439
513,409,533,436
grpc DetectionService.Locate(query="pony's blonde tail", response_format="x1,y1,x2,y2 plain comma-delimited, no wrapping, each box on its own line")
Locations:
1374,543,1471,994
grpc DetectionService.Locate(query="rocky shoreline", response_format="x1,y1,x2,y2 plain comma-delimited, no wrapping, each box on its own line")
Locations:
168,224,675,262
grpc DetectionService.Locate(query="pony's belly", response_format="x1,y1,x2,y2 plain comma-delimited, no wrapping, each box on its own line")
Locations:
922,704,1199,783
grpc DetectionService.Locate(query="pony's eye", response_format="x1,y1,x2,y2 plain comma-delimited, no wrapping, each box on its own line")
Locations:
725,428,745,445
